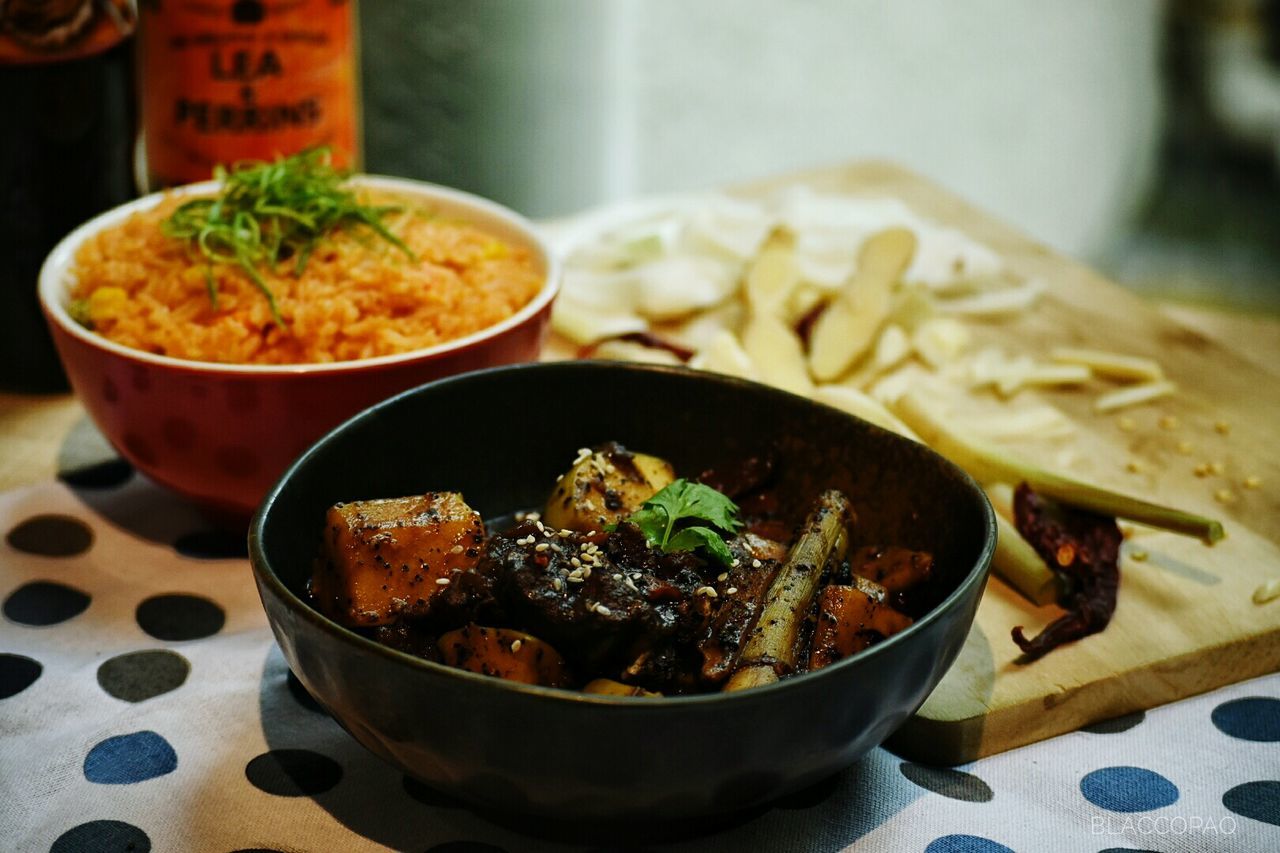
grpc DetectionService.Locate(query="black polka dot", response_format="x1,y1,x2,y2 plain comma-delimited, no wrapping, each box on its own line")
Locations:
245,749,342,796
0,653,42,699
3,580,91,626
1223,780,1280,826
900,763,994,802
59,457,133,489
173,529,248,560
1081,710,1146,734
771,773,841,809
285,669,324,714
51,819,150,853
1211,697,1280,742
135,594,225,641
5,514,93,557
403,774,466,809
98,650,190,703
423,844,508,853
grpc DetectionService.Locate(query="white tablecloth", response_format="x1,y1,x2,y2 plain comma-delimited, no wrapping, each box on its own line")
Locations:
2,473,1277,853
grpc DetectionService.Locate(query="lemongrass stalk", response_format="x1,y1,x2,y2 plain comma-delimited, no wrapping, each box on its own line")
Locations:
894,392,1224,545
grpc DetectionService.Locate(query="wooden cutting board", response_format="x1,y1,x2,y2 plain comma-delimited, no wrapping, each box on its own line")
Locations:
549,161,1280,764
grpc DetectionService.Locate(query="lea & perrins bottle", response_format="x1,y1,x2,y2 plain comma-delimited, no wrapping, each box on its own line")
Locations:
138,0,360,189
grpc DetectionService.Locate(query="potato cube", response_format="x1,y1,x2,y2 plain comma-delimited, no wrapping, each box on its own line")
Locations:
313,492,486,626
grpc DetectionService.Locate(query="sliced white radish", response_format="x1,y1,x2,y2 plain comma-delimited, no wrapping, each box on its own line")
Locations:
912,317,972,369
592,339,684,366
551,297,648,346
872,323,911,373
957,405,1078,440
808,227,917,382
937,278,1047,317
1093,380,1178,413
684,196,775,262
632,255,738,321
690,329,757,382
741,313,813,396
812,385,920,440
1050,347,1164,382
743,229,801,317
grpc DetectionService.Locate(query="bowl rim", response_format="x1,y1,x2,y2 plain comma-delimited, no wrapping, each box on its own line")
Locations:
37,175,561,376
249,360,997,708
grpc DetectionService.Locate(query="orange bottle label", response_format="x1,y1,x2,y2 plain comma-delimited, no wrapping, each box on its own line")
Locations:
140,0,359,186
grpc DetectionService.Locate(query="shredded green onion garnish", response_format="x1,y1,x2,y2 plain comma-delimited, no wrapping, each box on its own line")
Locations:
161,147,416,325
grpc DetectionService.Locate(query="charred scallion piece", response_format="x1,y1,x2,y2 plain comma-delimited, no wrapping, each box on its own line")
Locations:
725,490,854,692
162,147,415,325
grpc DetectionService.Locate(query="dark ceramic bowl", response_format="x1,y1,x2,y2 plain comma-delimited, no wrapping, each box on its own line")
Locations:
249,361,995,821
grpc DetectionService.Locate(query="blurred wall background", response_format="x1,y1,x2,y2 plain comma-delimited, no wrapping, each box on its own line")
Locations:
359,0,1279,311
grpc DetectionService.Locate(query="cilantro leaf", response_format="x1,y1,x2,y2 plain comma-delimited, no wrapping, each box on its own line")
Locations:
622,478,742,566
624,505,669,546
667,526,735,566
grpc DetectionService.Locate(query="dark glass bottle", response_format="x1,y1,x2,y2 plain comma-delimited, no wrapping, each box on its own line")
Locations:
0,1,138,392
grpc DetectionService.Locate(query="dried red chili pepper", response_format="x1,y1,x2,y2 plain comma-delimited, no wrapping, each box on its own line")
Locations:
1011,483,1122,661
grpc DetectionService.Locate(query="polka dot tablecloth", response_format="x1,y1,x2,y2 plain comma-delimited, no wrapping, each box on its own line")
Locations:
2,472,1279,853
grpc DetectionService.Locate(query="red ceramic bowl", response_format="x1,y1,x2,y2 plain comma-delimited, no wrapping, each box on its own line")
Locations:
38,176,559,519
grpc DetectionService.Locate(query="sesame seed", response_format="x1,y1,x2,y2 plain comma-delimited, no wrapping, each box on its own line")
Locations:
752,559,762,569
624,577,638,592
1118,416,1137,432
534,543,550,552
1128,549,1148,562
1215,420,1231,435
571,557,582,567
1177,440,1194,455
696,586,718,598
726,587,739,595
1125,460,1143,474
731,558,741,567
612,573,623,581
1194,463,1211,478
582,566,592,578
526,511,540,521
1158,415,1179,430
717,572,729,582
552,578,564,591
535,521,546,532
435,577,451,586
595,605,612,617
1244,475,1262,490
567,576,584,584
559,529,573,537
449,544,464,554
1214,488,1237,505
1209,461,1226,476
510,639,523,652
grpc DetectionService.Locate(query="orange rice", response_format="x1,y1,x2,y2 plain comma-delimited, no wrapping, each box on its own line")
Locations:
70,194,544,364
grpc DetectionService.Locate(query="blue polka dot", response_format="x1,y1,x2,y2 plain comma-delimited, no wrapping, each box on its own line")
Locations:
1211,697,1280,742
84,730,177,784
51,819,150,852
1080,766,1178,813
1222,780,1280,827
924,835,1014,853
